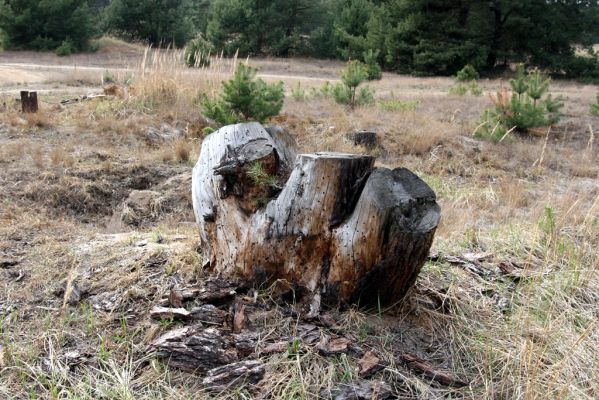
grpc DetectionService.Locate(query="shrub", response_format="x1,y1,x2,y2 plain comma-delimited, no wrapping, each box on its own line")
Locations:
378,99,419,112
449,82,482,96
331,60,374,108
55,39,74,56
456,64,479,82
291,82,307,101
185,35,213,68
311,81,334,98
476,65,564,142
591,93,599,116
202,64,284,125
363,49,382,81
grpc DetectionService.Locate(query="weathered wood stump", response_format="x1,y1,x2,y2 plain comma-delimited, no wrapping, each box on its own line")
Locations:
20,91,38,113
192,122,440,310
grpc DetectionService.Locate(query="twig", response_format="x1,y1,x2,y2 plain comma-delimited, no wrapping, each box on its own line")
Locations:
498,126,517,143
532,126,551,168
472,120,488,137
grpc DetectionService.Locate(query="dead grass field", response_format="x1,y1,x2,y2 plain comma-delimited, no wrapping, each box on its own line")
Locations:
0,40,598,399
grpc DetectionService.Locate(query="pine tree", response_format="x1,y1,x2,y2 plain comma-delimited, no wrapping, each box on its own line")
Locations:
203,64,284,125
104,0,194,48
0,0,95,51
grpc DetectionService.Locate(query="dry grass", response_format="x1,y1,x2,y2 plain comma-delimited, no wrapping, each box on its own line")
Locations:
1,45,598,399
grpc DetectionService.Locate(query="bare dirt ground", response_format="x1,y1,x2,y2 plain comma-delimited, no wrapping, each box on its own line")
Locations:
1,41,598,399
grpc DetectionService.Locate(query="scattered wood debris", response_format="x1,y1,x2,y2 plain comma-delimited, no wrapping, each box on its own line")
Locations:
60,93,106,105
324,380,393,400
358,351,387,378
232,302,246,333
153,326,238,372
191,304,228,325
0,257,20,269
202,360,265,392
318,336,352,355
400,353,468,387
150,306,191,321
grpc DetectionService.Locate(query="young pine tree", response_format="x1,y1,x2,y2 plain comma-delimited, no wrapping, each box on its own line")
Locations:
203,64,284,125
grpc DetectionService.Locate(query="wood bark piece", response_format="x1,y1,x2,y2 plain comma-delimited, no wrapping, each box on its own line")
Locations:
261,341,289,354
324,380,393,400
191,304,228,325
192,122,440,308
400,353,468,387
20,91,38,113
153,327,237,372
233,331,259,356
358,350,387,378
202,360,265,392
150,306,191,321
318,336,352,355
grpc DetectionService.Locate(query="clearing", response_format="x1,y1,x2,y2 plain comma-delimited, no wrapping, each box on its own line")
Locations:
0,43,598,399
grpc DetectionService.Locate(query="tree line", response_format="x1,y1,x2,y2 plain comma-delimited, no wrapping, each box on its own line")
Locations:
1,0,599,80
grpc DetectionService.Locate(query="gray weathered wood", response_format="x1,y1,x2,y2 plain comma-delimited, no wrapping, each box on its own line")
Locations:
153,327,237,372
202,360,265,392
192,122,440,309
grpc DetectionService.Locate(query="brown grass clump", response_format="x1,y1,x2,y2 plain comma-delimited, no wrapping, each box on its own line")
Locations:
50,147,75,168
172,139,191,163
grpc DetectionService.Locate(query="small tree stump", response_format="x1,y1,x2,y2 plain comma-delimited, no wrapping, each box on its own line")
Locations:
192,123,440,310
20,91,38,113
348,130,378,148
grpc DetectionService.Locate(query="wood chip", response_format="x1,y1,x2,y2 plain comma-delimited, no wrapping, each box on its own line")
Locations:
232,303,246,333
168,288,184,308
150,306,191,320
191,304,227,325
233,331,258,356
318,336,352,355
261,341,288,355
358,350,387,378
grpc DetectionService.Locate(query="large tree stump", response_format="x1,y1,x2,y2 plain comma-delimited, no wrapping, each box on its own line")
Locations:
192,122,440,309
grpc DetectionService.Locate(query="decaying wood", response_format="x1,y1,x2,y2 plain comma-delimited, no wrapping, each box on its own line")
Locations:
59,93,106,105
232,302,246,333
191,304,228,325
318,336,352,355
202,360,265,392
150,306,191,320
233,331,259,356
153,327,237,372
324,380,393,400
20,91,38,113
348,130,378,148
358,351,387,378
260,341,288,355
400,353,468,387
192,122,440,309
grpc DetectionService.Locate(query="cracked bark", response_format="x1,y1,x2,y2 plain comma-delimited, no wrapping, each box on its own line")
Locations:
192,122,440,308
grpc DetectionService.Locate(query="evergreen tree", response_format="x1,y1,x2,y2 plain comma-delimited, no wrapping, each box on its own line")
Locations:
203,64,284,124
104,0,194,47
0,0,95,51
206,0,322,56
